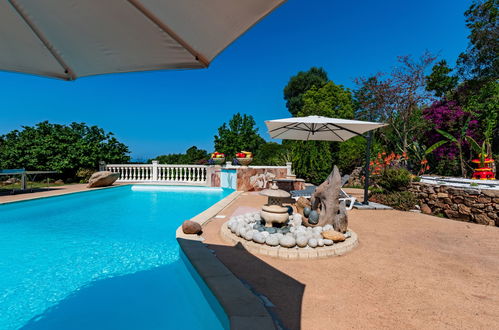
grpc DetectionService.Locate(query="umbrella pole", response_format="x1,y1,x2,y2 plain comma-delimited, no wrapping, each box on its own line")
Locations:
363,131,372,205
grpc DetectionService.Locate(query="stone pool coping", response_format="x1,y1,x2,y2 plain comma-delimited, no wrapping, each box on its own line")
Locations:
220,222,359,259
0,183,124,205
175,190,277,330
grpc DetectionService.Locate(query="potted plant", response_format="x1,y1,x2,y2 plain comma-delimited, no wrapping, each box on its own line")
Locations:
236,151,253,166
466,136,495,180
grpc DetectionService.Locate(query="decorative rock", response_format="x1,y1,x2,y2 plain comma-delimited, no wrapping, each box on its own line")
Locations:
296,196,312,216
285,205,294,215
323,239,334,246
308,238,318,248
303,207,311,217
54,179,64,185
312,226,323,234
308,210,319,225
296,235,308,247
290,213,303,227
87,171,119,188
261,231,270,238
322,230,346,242
265,235,279,246
323,224,333,231
344,231,352,239
317,239,324,247
243,230,258,241
279,235,296,248
265,227,277,234
253,232,266,244
182,220,202,235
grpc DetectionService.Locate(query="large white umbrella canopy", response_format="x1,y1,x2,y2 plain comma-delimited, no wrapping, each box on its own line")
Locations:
266,115,388,205
0,0,286,80
265,116,388,142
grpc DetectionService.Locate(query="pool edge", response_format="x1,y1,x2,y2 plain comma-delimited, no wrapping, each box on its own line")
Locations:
176,191,276,330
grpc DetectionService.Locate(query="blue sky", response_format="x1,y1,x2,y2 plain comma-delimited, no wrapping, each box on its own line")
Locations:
0,0,470,161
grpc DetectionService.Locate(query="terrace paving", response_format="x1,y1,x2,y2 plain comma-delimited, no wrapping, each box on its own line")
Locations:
0,184,92,204
202,190,499,330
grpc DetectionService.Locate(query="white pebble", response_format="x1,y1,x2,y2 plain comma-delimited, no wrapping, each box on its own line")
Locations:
253,232,265,244
296,235,308,247
323,224,333,231
266,234,279,246
308,238,318,248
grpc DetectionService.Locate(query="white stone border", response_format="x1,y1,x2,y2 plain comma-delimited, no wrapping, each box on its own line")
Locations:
220,222,359,259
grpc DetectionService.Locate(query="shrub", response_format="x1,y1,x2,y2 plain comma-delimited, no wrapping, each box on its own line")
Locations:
76,168,96,183
376,167,412,192
370,191,417,211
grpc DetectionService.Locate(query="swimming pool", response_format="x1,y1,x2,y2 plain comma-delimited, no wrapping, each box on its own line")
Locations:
0,185,232,330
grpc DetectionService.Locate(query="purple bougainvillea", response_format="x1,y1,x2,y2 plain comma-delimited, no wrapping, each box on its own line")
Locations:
423,100,479,160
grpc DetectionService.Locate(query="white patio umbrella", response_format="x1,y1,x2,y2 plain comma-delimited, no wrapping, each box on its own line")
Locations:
0,0,286,80
265,115,388,204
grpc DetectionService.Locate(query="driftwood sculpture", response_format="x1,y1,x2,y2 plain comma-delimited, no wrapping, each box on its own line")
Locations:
306,166,348,233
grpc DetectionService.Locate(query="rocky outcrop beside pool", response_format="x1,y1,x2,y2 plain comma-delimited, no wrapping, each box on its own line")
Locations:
409,182,499,226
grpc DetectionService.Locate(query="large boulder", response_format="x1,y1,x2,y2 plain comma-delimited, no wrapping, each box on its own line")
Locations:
182,220,202,235
87,171,119,188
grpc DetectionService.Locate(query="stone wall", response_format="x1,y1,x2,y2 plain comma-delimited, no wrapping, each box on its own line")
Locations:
236,167,288,191
208,165,304,192
409,182,499,226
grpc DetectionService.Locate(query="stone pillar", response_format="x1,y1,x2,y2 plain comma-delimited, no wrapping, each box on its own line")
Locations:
286,162,292,176
206,165,222,187
99,161,106,171
152,160,158,181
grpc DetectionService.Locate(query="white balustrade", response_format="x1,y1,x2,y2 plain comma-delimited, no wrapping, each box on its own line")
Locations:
106,162,208,185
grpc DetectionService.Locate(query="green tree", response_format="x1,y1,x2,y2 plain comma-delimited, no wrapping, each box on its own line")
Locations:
287,79,356,183
151,146,209,165
426,60,459,97
286,140,333,185
213,113,265,158
299,81,355,119
252,142,287,165
0,121,130,179
457,0,498,80
283,67,329,116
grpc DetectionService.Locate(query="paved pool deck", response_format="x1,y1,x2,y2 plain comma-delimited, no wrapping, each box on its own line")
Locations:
202,190,499,330
0,184,94,204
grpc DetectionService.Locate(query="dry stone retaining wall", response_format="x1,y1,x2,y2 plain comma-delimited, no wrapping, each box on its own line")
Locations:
409,182,499,226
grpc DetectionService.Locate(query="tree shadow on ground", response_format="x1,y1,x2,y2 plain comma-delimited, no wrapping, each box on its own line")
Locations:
206,242,305,330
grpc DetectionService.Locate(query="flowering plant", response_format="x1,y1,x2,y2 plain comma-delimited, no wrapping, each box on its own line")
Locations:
370,151,408,175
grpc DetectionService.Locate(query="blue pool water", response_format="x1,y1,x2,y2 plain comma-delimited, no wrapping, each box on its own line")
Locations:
0,185,232,330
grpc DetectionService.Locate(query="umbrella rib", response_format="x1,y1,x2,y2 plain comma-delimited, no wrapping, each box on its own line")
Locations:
269,122,308,134
327,123,365,138
127,0,209,67
8,0,76,80
271,123,304,139
323,125,346,141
